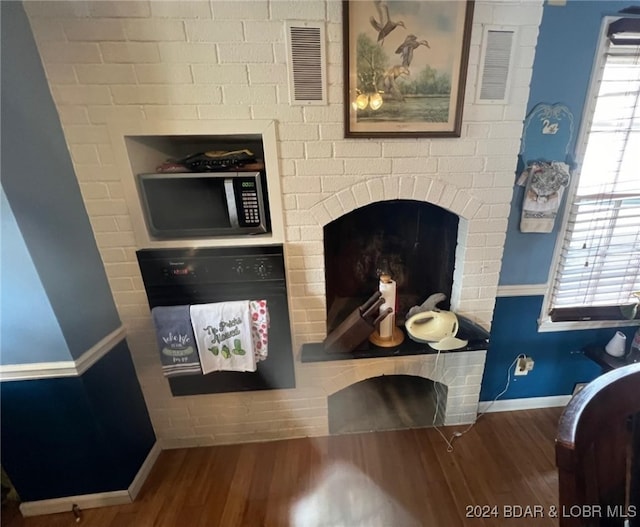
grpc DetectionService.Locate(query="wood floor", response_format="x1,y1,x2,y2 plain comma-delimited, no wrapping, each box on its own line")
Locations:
2,408,562,527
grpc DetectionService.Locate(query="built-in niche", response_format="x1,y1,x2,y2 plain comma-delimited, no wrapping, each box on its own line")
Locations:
113,122,285,248
324,200,459,336
125,135,269,241
328,375,447,434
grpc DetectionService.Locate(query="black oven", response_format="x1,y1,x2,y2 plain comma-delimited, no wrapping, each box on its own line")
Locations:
136,245,295,396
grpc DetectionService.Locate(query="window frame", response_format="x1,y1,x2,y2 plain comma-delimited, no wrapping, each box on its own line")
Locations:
539,15,640,333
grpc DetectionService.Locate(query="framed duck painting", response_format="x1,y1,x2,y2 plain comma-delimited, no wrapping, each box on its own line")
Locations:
343,0,474,138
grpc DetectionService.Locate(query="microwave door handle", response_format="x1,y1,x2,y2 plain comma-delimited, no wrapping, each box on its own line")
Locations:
224,179,240,228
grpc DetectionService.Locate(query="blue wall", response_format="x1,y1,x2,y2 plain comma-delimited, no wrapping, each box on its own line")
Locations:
499,0,639,286
1,190,71,364
0,2,155,502
1,1,121,362
483,0,640,402
1,342,156,501
481,297,637,401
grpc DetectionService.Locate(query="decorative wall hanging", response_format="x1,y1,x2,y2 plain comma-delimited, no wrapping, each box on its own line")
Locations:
516,103,575,233
520,103,575,163
343,0,474,138
517,161,571,233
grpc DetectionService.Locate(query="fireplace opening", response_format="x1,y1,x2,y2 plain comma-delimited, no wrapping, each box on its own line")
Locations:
328,375,446,434
324,200,459,337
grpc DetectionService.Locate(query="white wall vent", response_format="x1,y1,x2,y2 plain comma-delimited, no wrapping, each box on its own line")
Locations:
285,21,327,105
476,26,518,104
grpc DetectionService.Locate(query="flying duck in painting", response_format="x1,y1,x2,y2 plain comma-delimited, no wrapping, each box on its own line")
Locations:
370,0,406,46
395,35,430,67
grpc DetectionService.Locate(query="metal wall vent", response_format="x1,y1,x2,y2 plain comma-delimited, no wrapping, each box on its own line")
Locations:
285,21,327,105
476,26,517,103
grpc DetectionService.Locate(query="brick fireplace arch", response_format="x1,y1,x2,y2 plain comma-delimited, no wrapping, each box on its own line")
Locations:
286,174,496,345
289,175,496,429
295,348,487,428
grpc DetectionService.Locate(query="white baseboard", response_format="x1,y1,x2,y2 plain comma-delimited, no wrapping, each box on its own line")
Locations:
478,395,572,414
128,442,161,500
19,441,160,518
19,490,131,517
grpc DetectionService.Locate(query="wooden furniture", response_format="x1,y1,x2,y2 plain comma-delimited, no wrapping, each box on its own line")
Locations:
556,363,640,527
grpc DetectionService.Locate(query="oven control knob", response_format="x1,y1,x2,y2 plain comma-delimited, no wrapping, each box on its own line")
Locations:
256,263,268,278
235,265,244,275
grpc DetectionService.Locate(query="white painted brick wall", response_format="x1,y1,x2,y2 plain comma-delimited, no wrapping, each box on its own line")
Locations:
159,42,219,63
218,43,272,64
64,19,126,42
88,1,151,19
41,64,76,85
39,42,102,63
27,0,542,446
149,1,211,19
75,64,135,84
100,42,161,63
124,19,186,42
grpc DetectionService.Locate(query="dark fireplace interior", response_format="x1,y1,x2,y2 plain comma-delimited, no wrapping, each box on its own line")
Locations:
328,375,446,434
324,200,459,335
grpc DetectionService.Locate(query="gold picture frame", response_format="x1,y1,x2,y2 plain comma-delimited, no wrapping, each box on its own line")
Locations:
343,0,474,138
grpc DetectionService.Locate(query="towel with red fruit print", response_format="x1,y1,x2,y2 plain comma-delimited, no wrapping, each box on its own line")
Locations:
250,300,269,362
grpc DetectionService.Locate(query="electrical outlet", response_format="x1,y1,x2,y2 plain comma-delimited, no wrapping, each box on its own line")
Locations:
515,356,534,376
525,357,535,372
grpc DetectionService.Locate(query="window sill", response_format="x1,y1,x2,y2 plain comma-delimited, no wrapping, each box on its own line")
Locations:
538,318,640,333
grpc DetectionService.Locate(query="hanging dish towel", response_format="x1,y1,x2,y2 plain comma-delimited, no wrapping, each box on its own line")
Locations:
517,161,570,233
190,301,257,374
151,305,202,377
250,300,269,363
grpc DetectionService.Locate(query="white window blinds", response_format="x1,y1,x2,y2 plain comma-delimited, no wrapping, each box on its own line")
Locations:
549,29,640,321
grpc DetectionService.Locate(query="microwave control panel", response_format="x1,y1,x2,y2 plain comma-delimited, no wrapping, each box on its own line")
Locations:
234,177,263,228
240,185,260,226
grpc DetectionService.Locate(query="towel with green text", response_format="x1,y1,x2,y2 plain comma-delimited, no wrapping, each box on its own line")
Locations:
190,301,257,374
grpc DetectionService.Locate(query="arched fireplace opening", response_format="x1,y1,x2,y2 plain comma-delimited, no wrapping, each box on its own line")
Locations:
328,375,447,435
323,200,459,336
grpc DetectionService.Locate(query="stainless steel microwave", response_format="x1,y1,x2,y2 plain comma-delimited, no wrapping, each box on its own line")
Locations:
137,171,270,238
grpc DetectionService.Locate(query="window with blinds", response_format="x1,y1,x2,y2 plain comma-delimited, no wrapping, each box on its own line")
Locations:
548,18,640,323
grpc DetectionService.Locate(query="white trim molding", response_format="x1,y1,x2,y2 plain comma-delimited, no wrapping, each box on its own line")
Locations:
478,394,572,414
128,442,161,500
19,490,130,517
538,319,640,333
19,441,160,518
497,284,548,297
0,326,126,382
